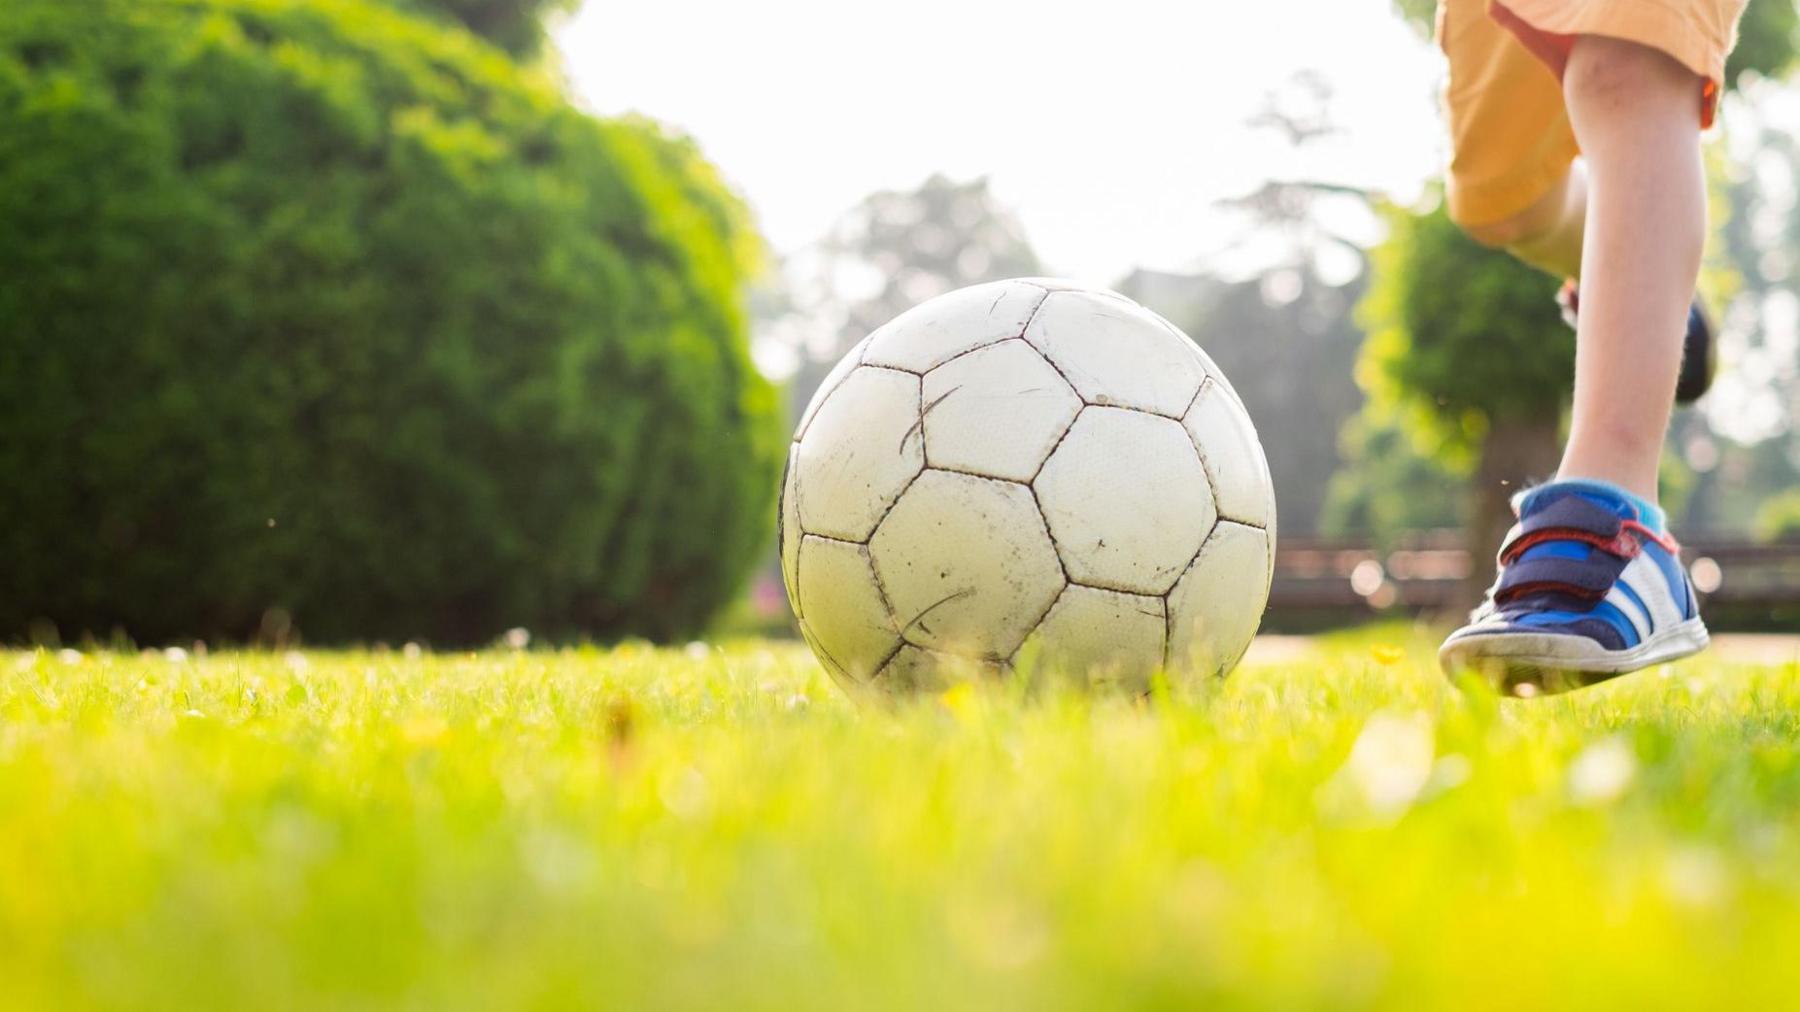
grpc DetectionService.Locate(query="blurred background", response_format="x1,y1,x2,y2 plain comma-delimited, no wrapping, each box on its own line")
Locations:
6,0,1800,647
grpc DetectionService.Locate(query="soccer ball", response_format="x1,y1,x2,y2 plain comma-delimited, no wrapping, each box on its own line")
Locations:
779,278,1275,694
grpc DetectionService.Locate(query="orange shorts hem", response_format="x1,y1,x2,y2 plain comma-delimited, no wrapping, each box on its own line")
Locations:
1446,133,1582,231
1492,0,1740,127
1438,0,1745,229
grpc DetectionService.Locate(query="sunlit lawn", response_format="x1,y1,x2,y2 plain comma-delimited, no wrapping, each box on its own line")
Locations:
5,628,1800,1009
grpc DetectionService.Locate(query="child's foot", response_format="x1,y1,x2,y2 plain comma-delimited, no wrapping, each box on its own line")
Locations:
1439,481,1709,695
1558,281,1715,404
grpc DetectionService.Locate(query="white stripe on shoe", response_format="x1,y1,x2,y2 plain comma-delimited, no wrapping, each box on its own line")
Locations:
1604,586,1651,642
1620,555,1684,632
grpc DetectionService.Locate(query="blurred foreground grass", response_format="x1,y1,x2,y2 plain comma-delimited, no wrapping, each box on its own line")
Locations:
6,630,1800,1009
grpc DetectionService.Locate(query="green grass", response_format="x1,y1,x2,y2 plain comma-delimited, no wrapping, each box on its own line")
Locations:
6,630,1800,1010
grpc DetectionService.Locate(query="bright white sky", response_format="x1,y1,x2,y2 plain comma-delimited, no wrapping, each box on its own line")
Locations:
556,0,1448,284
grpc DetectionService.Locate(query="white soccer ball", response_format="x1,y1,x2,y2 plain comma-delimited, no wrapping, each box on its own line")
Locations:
779,278,1276,694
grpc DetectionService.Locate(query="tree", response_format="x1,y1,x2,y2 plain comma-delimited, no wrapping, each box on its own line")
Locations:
768,175,1043,424
1133,72,1379,537
1357,202,1570,601
1320,408,1464,545
0,0,780,645
384,0,577,56
1121,264,1368,537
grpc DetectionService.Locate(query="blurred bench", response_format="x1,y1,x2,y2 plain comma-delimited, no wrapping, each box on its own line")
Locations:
1270,534,1800,627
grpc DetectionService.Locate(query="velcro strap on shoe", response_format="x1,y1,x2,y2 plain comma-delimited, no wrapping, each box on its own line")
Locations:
1494,556,1620,603
1523,495,1624,537
1498,497,1637,564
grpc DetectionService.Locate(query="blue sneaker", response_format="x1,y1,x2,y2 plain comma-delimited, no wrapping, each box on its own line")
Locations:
1439,482,1710,695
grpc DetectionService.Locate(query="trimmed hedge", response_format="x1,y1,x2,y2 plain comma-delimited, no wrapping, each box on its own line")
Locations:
0,0,782,645
382,0,577,56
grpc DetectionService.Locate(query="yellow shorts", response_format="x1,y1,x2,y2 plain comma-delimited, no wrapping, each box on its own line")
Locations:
1439,0,1747,230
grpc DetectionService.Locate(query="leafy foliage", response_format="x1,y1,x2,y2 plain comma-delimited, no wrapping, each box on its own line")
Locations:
1693,81,1800,527
1357,201,1569,463
1125,266,1368,537
766,174,1042,426
1320,407,1465,543
0,0,780,645
1389,0,1436,39
1354,202,1568,598
801,174,1041,353
1756,487,1800,540
1728,0,1800,84
383,0,576,56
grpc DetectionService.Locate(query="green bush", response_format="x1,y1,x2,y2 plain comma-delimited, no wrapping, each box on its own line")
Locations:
1358,202,1569,464
1756,488,1800,542
0,0,782,645
381,0,576,56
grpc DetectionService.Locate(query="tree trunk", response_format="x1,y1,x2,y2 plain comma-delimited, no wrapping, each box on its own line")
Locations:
1461,415,1564,614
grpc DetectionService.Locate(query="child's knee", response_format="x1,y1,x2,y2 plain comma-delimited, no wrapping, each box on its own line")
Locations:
1452,176,1571,250
1565,35,1699,110
1457,213,1528,249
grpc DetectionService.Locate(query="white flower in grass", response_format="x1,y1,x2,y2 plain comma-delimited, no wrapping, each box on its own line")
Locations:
659,767,710,820
521,828,595,893
503,627,530,650
163,646,189,663
1338,710,1436,816
1424,753,1473,797
1663,846,1729,908
1567,736,1637,806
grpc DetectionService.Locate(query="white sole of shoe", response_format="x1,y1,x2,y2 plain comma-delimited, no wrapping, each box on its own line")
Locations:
1438,617,1711,694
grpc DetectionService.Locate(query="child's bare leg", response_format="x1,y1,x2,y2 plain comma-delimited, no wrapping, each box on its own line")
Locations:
1555,35,1707,500
1438,20,1722,690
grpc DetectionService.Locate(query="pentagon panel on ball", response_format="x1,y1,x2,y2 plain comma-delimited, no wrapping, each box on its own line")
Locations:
1034,407,1215,596
922,340,1082,483
870,470,1065,660
878,645,1006,693
780,278,1277,697
1024,584,1168,691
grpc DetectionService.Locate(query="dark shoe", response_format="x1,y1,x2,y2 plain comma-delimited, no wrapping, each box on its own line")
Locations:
1556,281,1715,405
1674,301,1716,404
